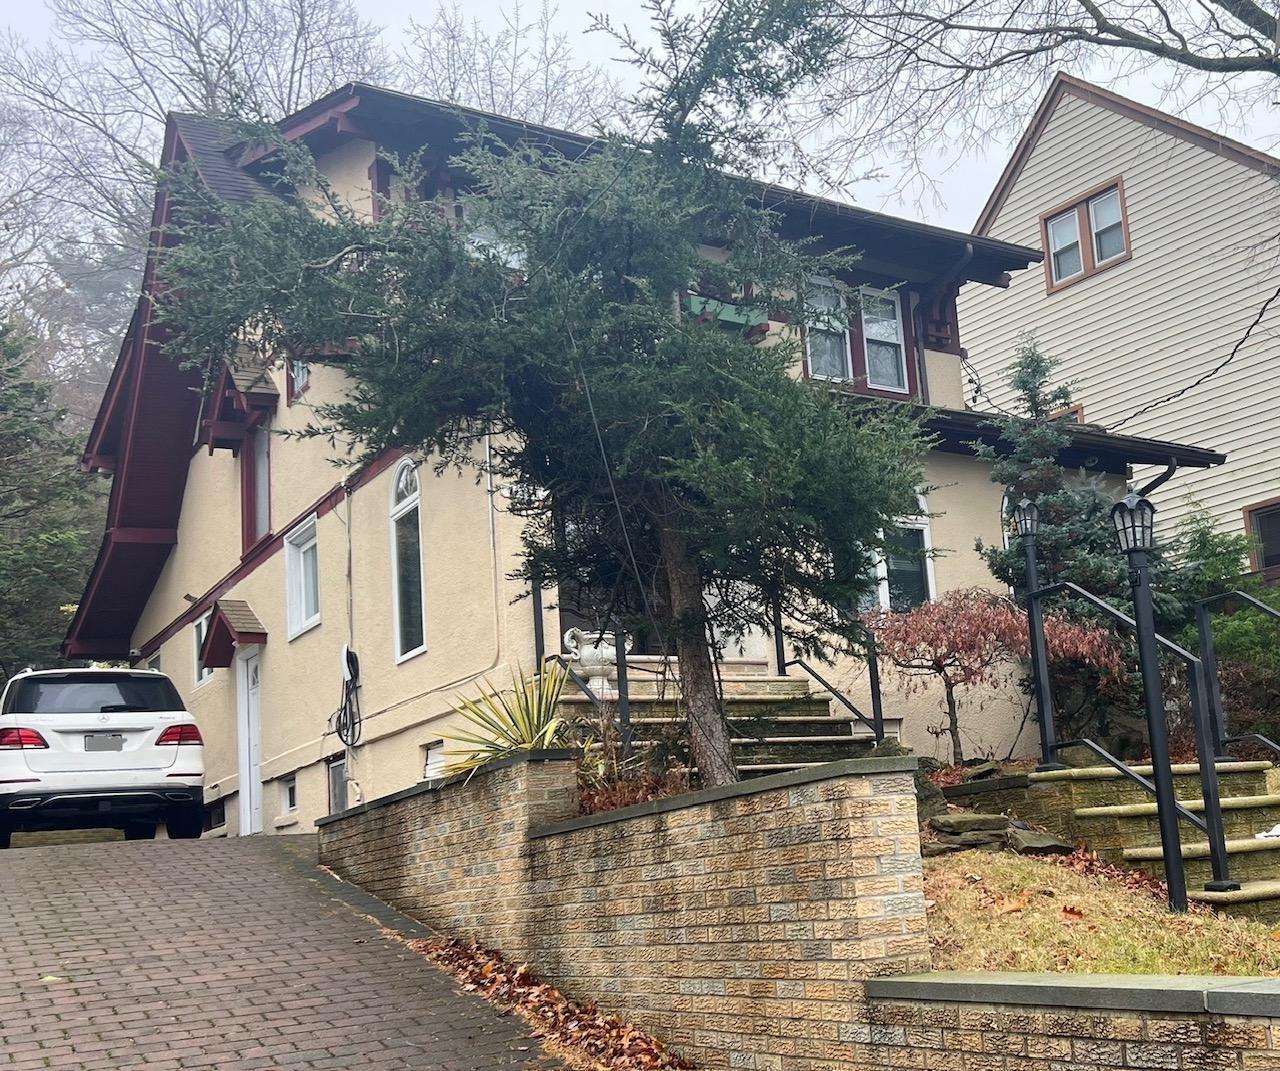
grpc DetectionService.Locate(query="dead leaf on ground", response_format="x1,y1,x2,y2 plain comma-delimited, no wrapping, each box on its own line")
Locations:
995,890,1032,915
1060,904,1085,922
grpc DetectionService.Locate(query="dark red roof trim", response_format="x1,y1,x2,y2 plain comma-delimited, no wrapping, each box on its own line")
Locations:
130,447,403,663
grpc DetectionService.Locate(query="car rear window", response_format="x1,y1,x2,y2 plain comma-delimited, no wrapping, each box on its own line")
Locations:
4,674,185,715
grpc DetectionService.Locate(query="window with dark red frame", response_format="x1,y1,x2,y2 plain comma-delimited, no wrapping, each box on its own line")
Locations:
803,281,916,399
241,423,271,551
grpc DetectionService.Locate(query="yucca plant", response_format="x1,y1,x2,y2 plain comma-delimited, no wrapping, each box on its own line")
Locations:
442,663,571,775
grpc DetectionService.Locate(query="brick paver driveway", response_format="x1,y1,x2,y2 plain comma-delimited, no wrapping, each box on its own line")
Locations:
0,836,564,1070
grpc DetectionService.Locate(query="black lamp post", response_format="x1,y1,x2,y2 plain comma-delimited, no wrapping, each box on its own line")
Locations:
1111,491,1188,912
1015,498,1064,771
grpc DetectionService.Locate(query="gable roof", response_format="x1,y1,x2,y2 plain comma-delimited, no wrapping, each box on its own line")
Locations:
974,72,1280,235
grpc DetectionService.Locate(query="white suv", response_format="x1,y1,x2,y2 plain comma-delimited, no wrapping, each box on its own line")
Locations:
0,668,205,847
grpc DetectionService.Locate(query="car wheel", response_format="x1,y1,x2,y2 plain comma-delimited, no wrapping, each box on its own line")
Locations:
123,822,157,840
166,807,204,840
0,824,10,849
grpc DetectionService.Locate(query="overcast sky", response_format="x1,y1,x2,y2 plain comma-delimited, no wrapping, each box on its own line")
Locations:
6,0,1279,229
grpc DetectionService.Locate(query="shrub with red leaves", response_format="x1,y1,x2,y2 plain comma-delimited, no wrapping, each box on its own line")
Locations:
867,589,1126,764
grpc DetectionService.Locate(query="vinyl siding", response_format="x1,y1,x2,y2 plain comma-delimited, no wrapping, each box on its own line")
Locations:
961,92,1280,540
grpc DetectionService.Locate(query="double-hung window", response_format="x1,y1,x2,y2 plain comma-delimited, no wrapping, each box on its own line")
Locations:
865,498,935,612
390,461,427,661
285,516,321,638
860,287,908,393
1088,188,1126,265
1046,210,1083,284
1043,180,1130,289
805,280,852,380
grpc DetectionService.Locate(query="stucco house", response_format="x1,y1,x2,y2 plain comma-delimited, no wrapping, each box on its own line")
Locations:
962,73,1279,576
62,84,1222,836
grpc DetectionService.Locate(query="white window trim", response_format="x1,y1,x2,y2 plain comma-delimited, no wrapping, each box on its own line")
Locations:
285,515,321,640
1087,189,1126,266
1047,209,1084,284
281,775,298,814
872,495,936,611
859,286,909,394
804,278,853,382
390,460,428,664
193,611,214,687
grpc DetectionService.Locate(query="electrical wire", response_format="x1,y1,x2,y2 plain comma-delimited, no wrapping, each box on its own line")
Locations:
1107,280,1280,432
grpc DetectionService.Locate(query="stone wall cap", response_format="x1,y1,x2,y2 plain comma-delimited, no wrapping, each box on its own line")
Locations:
532,755,917,838
941,775,1030,799
865,971,1280,1015
315,748,579,827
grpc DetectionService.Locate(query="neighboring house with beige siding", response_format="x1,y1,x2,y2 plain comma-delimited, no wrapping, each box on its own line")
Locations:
62,84,1223,835
962,73,1280,575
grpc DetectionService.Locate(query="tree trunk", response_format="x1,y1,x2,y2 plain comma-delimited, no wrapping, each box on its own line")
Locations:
656,520,739,786
944,683,965,766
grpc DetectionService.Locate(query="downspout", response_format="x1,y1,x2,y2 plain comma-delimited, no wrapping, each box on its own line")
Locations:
916,241,974,406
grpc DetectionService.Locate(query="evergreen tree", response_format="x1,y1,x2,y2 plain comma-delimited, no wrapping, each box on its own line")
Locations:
154,0,926,786
0,323,102,680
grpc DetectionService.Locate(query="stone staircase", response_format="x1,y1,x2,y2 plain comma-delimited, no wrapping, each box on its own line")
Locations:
558,655,900,777
1006,758,1280,920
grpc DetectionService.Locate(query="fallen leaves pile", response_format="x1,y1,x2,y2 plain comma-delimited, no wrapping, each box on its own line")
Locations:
1049,846,1172,902
407,937,694,1071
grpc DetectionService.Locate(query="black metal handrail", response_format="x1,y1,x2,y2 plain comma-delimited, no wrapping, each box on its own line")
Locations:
1033,580,1237,893
1056,737,1206,832
1196,591,1280,759
784,658,884,744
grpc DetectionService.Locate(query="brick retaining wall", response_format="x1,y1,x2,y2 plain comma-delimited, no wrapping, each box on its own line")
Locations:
318,754,1280,1070
318,753,930,1069
862,974,1280,1070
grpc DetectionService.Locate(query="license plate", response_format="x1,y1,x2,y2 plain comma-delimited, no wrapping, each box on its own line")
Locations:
84,733,124,752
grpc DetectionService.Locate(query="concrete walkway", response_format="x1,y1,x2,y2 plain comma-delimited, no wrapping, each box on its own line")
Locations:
0,836,564,1070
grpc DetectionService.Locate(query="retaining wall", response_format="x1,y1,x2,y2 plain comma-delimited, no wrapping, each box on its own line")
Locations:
318,753,1280,1070
318,752,930,1068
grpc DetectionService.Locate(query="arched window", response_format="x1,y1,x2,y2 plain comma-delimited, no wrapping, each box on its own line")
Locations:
391,461,426,661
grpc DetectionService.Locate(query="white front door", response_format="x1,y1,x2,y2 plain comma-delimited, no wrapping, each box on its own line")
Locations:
237,650,264,835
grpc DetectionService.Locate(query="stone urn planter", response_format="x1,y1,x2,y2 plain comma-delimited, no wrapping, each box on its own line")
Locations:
563,627,631,700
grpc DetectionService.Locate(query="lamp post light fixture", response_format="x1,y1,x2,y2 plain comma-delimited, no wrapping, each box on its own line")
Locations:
1112,490,1189,912
1013,496,1040,539
1014,497,1064,771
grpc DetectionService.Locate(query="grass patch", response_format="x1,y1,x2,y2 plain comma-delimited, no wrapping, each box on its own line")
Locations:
926,851,1280,976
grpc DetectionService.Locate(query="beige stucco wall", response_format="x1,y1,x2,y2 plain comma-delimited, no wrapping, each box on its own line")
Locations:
825,451,1038,763
961,91,1280,539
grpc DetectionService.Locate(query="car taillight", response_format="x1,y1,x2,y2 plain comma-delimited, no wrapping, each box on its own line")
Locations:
157,724,203,746
0,728,49,749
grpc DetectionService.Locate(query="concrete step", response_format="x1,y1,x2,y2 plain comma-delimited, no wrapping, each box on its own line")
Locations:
1125,837,1280,886
1074,795,1280,854
1188,879,1280,922
1031,761,1273,807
